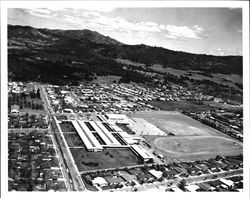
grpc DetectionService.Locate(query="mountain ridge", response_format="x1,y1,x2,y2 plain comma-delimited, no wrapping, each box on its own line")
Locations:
8,24,243,85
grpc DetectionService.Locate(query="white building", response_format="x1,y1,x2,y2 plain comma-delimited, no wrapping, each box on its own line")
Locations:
72,120,103,152
130,145,154,163
63,108,74,113
92,177,108,187
110,124,123,132
171,187,184,192
11,105,20,114
117,132,137,145
60,90,68,95
185,184,200,192
64,96,74,104
219,178,234,187
94,121,121,146
104,113,128,124
149,169,163,179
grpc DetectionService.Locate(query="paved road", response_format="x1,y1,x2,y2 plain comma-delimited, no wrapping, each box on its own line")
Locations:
38,84,243,192
39,84,73,190
111,168,243,192
52,116,86,191
39,84,85,191
79,163,155,174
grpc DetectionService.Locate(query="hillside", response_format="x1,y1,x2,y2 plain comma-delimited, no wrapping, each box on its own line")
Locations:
8,25,242,86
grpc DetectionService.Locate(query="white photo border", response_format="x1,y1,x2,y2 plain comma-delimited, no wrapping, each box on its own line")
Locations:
1,1,249,198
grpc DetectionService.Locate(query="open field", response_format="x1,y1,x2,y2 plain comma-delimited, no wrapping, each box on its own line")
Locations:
19,109,45,114
59,122,77,133
55,115,68,120
144,135,242,162
204,101,243,111
92,75,121,84
70,148,142,172
130,111,223,136
115,59,242,89
147,100,215,112
63,133,84,147
128,117,167,136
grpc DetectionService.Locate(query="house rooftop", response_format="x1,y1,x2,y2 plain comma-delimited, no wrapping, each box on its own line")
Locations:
104,176,124,184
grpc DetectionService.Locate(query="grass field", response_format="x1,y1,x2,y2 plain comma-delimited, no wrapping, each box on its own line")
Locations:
144,135,242,162
204,101,242,111
59,122,77,133
130,110,243,162
55,115,68,121
70,148,142,172
63,133,84,147
130,111,222,136
92,75,121,84
147,100,215,112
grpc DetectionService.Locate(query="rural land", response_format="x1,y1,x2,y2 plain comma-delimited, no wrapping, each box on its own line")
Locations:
8,25,243,192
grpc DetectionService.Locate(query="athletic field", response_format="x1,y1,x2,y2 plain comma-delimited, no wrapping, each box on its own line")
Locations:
144,135,242,162
130,111,224,136
130,111,243,162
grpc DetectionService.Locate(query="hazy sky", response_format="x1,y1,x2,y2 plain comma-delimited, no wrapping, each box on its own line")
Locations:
8,7,242,55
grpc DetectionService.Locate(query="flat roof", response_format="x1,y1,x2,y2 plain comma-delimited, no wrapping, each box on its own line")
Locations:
92,177,108,185
149,169,163,178
104,176,124,184
105,114,127,120
76,120,102,150
186,185,200,192
118,132,131,138
117,132,137,144
71,120,98,150
94,121,121,146
172,187,184,192
119,171,136,182
90,121,113,145
219,178,234,186
131,145,154,159
110,124,123,132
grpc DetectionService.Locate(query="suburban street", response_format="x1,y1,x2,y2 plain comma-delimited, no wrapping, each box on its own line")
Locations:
112,169,243,192
39,84,86,191
39,83,243,192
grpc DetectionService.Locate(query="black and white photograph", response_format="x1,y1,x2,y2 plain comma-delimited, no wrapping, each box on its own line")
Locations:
1,0,249,196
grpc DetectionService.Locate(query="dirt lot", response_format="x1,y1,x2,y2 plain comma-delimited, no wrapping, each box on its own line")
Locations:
128,117,167,136
144,135,242,162
130,111,222,136
70,148,142,172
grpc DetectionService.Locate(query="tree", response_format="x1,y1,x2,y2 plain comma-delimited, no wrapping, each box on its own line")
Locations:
27,101,31,108
36,89,41,99
30,90,36,98
20,92,26,98
178,179,186,191
31,102,35,109
35,103,40,110
132,187,138,192
215,155,222,161
157,177,164,182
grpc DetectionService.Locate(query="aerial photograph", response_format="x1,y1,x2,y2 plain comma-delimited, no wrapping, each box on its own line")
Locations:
6,4,246,193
